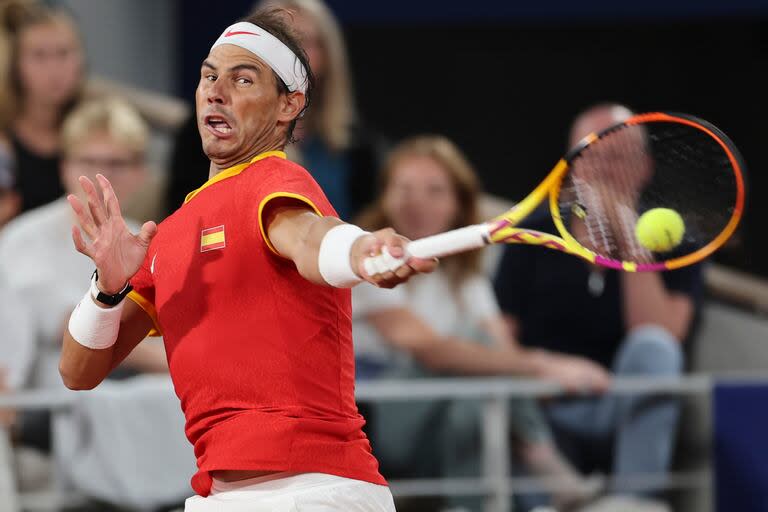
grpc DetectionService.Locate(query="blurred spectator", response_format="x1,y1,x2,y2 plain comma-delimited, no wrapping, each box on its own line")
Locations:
0,0,85,213
0,97,167,386
494,104,703,509
354,135,604,510
0,127,34,502
167,0,382,219
0,99,168,481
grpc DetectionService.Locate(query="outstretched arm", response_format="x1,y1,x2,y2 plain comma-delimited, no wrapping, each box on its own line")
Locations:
263,199,437,288
60,174,158,390
368,308,610,393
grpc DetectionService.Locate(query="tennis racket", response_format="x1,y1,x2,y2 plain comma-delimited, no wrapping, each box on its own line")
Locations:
364,112,746,275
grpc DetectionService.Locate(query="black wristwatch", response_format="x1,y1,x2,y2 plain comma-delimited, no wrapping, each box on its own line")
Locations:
90,270,133,307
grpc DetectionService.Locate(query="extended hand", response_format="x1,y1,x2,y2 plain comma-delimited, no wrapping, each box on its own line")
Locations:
68,174,157,294
352,228,438,288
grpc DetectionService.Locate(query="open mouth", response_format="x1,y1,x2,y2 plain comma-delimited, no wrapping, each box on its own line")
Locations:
205,115,233,135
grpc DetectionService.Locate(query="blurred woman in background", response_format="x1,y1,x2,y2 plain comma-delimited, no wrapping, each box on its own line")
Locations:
0,0,85,213
263,0,381,220
354,135,606,510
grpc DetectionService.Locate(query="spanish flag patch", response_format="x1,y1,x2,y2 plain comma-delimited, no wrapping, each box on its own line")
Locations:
201,225,226,252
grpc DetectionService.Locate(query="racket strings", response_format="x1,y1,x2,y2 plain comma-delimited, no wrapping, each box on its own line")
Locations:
641,123,735,244
614,125,655,263
561,124,651,261
569,174,616,256
558,120,739,264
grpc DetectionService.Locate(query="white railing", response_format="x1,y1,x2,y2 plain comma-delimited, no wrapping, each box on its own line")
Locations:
357,376,712,512
0,376,715,512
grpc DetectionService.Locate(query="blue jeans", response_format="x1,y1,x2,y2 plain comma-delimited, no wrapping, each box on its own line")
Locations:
545,325,683,490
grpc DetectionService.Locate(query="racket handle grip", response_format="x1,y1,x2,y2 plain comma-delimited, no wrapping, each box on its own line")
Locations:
407,224,490,259
361,225,490,277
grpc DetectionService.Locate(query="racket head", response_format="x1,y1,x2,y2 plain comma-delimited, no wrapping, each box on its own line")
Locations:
548,112,746,271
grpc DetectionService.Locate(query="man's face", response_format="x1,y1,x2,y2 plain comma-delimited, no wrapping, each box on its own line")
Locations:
569,109,626,148
61,132,145,203
196,44,285,168
571,112,652,195
565,108,654,259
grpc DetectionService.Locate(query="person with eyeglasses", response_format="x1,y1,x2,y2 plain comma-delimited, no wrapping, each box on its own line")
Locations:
0,98,169,482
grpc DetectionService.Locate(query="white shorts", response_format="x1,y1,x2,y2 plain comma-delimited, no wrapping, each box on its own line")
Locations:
184,472,396,511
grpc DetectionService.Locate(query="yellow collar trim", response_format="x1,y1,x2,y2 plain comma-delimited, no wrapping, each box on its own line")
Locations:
184,150,287,204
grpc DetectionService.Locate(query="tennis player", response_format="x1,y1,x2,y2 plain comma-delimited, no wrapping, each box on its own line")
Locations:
59,8,435,511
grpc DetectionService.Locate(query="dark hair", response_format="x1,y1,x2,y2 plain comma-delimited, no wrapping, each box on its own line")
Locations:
242,7,315,145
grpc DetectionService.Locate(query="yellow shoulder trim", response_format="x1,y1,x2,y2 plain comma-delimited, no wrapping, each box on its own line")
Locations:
258,192,323,257
184,150,287,204
127,290,162,337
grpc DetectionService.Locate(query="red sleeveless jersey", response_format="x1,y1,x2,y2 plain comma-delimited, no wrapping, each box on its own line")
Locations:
127,151,385,496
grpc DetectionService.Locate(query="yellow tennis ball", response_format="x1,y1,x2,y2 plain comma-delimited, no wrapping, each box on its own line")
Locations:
635,208,685,252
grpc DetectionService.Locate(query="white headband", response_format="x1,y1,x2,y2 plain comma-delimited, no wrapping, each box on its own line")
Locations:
211,21,308,94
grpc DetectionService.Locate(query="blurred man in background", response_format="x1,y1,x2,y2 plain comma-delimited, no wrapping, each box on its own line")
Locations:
494,103,703,511
0,97,167,493
0,97,166,388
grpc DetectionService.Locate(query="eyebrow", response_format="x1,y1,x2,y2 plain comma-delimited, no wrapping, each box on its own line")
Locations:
201,60,261,74
230,63,262,74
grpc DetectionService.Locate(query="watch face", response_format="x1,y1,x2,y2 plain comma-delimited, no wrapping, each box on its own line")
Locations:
92,272,132,306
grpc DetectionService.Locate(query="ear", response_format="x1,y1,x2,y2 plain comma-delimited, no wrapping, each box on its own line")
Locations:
277,91,306,124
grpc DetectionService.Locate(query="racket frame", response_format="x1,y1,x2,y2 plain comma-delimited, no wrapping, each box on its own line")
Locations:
368,112,746,274
488,112,745,271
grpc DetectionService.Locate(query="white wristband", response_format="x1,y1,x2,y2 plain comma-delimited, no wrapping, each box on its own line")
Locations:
68,288,124,350
318,224,370,287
